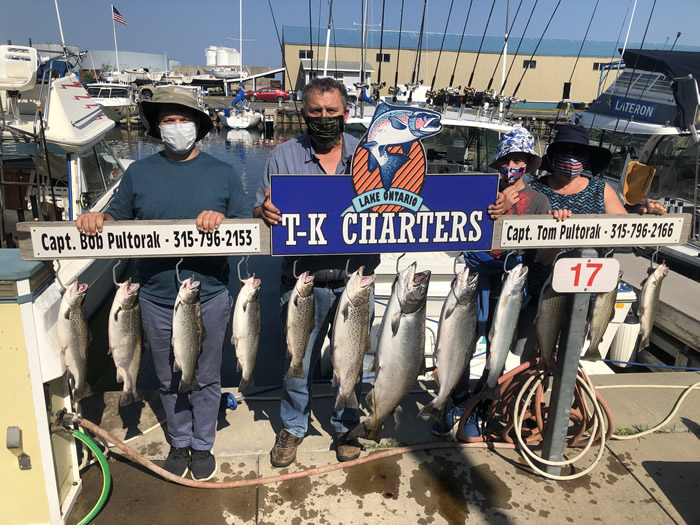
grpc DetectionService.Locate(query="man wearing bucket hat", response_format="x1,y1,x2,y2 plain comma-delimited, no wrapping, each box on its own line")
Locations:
77,86,249,481
531,124,665,216
433,128,561,439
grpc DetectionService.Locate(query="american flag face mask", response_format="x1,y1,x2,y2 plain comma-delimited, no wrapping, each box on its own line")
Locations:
498,165,526,185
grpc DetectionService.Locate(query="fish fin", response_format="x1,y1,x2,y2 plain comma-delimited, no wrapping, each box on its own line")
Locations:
417,399,447,423
173,358,182,373
178,377,201,394
237,360,242,372
335,391,359,411
373,102,392,117
116,369,124,383
63,308,71,320
348,420,382,443
332,370,340,388
363,140,378,149
444,302,456,320
390,309,401,336
73,383,93,403
239,376,254,392
119,389,143,407
112,305,122,322
389,116,407,130
341,301,350,323
431,367,440,386
232,334,238,346
287,362,305,379
242,300,247,313
87,330,93,347
367,151,378,172
364,388,375,409
201,324,208,343
401,142,412,154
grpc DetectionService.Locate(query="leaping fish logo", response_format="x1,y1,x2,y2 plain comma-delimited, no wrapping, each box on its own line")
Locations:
361,102,442,189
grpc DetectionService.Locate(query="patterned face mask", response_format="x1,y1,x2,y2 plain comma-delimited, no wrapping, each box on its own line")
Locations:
554,154,585,178
498,165,527,185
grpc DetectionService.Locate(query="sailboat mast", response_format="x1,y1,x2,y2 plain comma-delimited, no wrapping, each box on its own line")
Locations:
54,0,67,55
323,0,334,77
240,0,243,77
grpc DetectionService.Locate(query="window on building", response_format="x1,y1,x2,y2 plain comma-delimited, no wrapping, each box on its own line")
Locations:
376,53,390,63
334,72,344,80
299,49,313,59
523,60,536,69
593,62,603,71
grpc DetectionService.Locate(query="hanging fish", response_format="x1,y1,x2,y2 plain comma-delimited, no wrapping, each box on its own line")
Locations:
108,278,143,406
638,263,668,351
57,281,92,403
232,276,261,391
582,271,623,362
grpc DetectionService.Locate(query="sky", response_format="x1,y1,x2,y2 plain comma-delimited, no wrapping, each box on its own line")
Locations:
2,0,700,68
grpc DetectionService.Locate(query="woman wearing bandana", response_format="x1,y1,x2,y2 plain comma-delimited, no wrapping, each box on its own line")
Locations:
433,128,561,438
531,125,665,216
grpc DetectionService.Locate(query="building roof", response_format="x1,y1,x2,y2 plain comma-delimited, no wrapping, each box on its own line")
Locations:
283,26,700,59
300,59,374,72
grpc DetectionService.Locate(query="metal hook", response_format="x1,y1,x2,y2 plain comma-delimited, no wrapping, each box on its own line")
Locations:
650,246,660,271
453,253,462,276
292,259,299,279
237,256,252,283
395,253,406,275
503,250,515,273
175,258,184,285
344,258,351,283
112,260,122,287
604,248,614,258
54,260,65,291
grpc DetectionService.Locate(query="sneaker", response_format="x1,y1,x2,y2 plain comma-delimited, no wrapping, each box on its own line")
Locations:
162,446,190,478
335,432,362,462
431,406,465,437
190,449,217,481
270,429,304,468
463,406,488,438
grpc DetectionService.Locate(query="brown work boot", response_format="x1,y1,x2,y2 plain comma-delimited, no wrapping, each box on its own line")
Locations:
335,432,362,462
270,429,303,468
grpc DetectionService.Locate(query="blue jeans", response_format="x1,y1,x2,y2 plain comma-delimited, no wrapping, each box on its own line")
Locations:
141,291,233,450
279,283,374,438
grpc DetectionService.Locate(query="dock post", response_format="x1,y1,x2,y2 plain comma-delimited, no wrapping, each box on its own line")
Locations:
541,248,595,476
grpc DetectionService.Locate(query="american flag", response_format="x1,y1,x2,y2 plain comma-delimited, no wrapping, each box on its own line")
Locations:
112,6,127,25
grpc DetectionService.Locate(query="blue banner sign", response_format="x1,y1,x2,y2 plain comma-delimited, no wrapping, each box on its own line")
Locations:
612,96,657,122
270,173,498,255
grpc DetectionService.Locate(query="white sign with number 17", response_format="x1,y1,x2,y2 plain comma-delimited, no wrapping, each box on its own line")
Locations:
552,257,620,294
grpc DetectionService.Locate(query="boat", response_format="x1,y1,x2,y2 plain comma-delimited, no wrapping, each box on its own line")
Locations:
0,44,127,317
217,105,262,129
573,49,700,271
84,82,138,123
202,65,248,80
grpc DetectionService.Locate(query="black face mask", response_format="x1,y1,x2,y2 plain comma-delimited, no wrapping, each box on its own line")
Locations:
304,115,345,147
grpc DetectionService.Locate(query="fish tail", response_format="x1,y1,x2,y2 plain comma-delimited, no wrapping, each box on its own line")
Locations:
639,334,650,352
73,383,93,403
178,377,201,394
334,391,359,411
239,376,254,392
481,384,501,401
582,344,601,362
417,398,447,423
119,388,144,407
287,361,305,379
348,420,382,443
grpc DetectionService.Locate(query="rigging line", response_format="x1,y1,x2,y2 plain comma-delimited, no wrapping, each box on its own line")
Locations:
267,0,304,129
376,0,386,89
669,31,681,51
428,0,455,93
610,0,658,138
360,0,366,95
317,0,322,74
588,0,633,132
411,0,428,86
487,0,524,91
330,0,338,76
448,0,474,87
548,0,601,143
609,0,639,97
308,0,314,75
511,0,562,99
501,0,539,94
467,0,497,89
392,0,405,102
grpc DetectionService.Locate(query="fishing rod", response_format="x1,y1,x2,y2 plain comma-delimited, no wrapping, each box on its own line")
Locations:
610,0,658,138
390,0,405,103
372,0,387,102
308,0,314,75
448,0,473,88
467,0,497,89
511,0,562,99
500,0,539,94
588,0,635,133
266,0,303,129
548,0,601,142
426,0,455,104
486,0,524,91
408,0,428,103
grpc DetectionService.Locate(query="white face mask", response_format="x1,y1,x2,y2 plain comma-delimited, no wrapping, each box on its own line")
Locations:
159,122,197,154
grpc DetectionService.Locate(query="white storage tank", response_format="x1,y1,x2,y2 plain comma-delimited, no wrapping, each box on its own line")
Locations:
216,48,232,66
229,48,241,67
205,46,217,66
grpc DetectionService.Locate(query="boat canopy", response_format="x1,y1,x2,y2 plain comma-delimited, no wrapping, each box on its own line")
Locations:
623,49,700,131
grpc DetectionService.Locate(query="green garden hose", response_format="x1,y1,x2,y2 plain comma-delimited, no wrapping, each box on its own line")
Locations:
73,429,111,525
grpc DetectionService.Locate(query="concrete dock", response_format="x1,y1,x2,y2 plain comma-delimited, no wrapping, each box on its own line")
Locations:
68,371,699,524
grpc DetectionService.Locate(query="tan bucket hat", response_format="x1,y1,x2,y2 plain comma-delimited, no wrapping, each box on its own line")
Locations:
140,85,213,141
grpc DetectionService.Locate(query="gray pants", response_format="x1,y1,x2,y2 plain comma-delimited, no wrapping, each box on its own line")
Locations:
141,291,232,451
